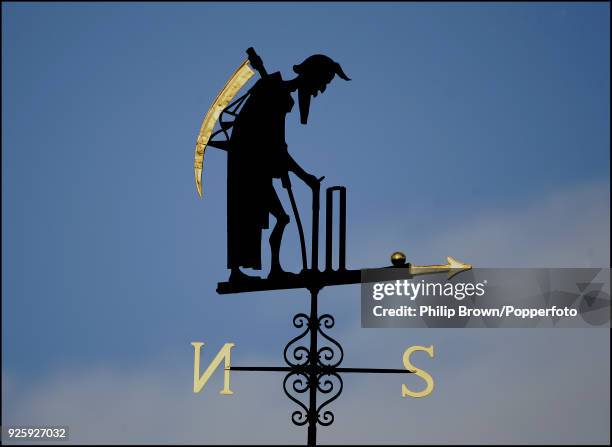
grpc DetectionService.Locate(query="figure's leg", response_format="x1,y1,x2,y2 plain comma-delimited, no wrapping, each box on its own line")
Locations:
228,227,263,283
229,267,260,282
228,224,263,283
268,185,290,276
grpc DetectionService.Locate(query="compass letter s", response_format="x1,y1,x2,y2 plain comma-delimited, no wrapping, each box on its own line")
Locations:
401,345,435,398
191,342,235,395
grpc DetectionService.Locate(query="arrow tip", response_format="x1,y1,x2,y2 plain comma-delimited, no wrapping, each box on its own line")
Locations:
446,256,472,278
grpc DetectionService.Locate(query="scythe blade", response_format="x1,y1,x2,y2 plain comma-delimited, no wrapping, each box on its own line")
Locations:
194,59,255,197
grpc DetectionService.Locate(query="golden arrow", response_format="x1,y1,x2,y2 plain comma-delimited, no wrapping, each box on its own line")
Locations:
390,252,472,279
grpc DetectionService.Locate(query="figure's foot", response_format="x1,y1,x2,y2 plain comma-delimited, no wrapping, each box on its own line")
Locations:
229,269,261,284
267,267,300,282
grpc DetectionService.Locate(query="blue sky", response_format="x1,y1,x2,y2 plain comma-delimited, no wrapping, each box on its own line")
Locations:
2,3,610,444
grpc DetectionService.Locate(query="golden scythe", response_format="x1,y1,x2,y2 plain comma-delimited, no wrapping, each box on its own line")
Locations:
194,59,255,197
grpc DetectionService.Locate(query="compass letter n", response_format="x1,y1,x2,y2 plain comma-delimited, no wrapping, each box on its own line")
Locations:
191,342,235,395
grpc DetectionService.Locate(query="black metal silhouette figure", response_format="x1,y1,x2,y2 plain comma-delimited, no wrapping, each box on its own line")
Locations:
226,49,350,284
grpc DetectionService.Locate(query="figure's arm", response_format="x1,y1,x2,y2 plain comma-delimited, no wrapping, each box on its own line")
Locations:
286,151,319,188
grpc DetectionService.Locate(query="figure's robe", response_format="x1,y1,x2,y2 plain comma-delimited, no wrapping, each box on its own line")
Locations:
227,72,295,270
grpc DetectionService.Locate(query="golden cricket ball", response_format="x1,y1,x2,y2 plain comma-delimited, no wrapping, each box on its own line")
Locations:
391,251,407,266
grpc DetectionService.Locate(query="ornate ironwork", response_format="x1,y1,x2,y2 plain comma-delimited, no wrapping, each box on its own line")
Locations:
282,371,310,426
282,292,345,441
315,372,343,426
316,314,343,368
283,313,311,367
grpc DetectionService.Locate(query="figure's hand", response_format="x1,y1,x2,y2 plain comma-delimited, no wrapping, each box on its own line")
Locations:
305,173,324,189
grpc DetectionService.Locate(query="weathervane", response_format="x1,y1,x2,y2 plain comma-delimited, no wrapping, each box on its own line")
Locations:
193,47,471,446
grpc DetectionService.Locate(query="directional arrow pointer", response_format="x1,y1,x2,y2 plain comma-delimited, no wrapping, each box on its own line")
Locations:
391,252,472,279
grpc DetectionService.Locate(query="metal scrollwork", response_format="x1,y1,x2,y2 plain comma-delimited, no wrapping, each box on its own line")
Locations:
284,313,311,367
316,372,343,426
317,314,344,368
283,371,311,426
283,310,345,434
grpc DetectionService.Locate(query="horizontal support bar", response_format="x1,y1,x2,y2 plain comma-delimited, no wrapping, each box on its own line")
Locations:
217,266,417,295
336,367,414,374
229,366,414,374
217,269,362,294
230,366,291,372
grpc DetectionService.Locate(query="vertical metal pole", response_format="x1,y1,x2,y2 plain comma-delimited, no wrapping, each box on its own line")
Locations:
307,288,319,446
311,185,320,272
325,188,333,272
338,187,346,271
